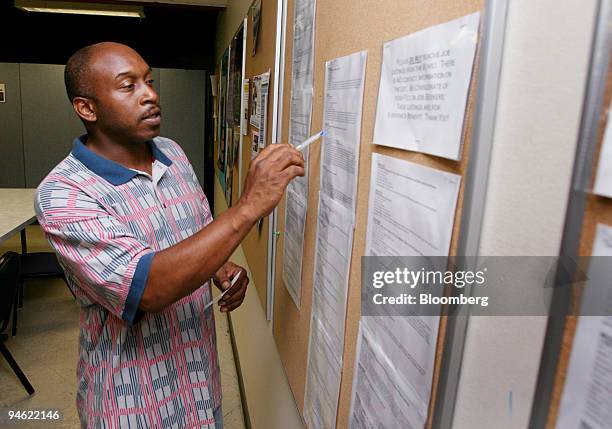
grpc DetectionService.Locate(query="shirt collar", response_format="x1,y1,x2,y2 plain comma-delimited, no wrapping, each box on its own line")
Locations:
71,135,172,186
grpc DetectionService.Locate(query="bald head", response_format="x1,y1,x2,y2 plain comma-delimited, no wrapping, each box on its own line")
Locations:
64,42,143,102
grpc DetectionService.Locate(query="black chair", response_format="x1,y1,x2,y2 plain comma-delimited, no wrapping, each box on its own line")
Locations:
0,251,35,395
13,252,71,337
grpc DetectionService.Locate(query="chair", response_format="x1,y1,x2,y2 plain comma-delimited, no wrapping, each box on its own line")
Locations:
13,252,71,337
0,251,35,395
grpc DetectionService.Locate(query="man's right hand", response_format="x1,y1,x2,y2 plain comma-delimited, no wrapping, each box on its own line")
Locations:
140,143,304,314
238,144,305,222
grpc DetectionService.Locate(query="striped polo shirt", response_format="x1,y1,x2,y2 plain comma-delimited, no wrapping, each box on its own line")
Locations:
35,136,221,428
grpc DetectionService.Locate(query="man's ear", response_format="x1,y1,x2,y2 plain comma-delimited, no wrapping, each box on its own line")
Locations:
72,97,97,123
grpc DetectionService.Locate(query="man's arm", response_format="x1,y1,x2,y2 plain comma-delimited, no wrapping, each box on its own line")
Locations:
139,143,304,313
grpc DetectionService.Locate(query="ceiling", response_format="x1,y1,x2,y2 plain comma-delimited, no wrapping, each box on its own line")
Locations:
116,0,227,7
0,0,220,69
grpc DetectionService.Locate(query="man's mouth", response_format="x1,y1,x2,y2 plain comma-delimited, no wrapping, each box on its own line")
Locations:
141,107,161,125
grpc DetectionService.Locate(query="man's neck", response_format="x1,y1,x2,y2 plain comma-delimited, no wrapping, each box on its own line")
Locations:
86,133,153,175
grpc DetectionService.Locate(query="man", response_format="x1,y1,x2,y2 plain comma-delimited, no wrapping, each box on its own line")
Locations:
35,42,304,428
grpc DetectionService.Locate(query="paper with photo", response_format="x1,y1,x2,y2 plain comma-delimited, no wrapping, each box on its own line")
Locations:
241,79,249,134
251,130,259,160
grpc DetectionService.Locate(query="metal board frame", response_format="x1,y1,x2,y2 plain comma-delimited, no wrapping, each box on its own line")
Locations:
239,16,248,197
528,1,612,427
267,0,289,321
432,0,509,427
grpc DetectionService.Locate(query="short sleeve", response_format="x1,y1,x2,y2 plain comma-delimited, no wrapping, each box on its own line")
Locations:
36,182,154,325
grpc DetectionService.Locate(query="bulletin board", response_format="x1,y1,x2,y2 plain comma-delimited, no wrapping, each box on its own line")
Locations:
238,0,280,311
270,0,485,427
214,50,229,193
530,1,612,427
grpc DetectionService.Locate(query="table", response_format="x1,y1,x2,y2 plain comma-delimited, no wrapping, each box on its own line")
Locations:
0,188,37,252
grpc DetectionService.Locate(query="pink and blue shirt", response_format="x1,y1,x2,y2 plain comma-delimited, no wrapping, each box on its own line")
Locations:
35,136,221,428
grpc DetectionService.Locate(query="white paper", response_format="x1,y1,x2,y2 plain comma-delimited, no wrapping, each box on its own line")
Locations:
283,0,317,308
321,50,367,212
594,106,612,198
288,89,314,198
304,319,344,429
287,0,316,197
304,194,355,428
282,189,308,307
365,153,461,257
311,194,354,351
373,12,480,160
556,224,612,429
305,54,366,424
349,154,461,428
291,0,316,90
349,322,428,429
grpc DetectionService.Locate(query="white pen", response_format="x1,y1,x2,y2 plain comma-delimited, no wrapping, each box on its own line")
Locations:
205,271,242,310
295,130,327,151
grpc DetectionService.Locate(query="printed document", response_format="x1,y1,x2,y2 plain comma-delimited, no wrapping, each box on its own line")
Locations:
373,12,480,160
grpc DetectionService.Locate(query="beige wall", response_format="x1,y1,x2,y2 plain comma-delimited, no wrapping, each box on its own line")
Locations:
215,0,254,60
214,178,303,429
452,0,597,428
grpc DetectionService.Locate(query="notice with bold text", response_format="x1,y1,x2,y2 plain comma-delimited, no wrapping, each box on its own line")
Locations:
373,12,480,160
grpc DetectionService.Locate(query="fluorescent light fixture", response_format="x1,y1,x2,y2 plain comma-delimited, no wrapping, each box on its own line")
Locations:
15,0,145,18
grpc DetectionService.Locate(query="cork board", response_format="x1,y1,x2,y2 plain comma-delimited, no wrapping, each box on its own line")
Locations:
544,47,612,429
239,0,279,311
270,0,484,427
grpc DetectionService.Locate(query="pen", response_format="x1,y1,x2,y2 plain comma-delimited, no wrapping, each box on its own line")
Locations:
295,130,326,151
205,272,242,310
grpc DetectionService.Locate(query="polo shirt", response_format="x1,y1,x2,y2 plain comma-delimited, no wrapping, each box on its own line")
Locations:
35,136,221,428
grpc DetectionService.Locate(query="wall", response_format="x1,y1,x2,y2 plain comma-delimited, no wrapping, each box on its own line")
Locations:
159,69,208,185
213,178,303,429
19,64,84,187
215,0,253,60
0,64,208,189
452,1,597,428
0,63,25,187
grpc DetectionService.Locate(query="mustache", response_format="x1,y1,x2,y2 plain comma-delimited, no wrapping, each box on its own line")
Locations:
140,106,162,120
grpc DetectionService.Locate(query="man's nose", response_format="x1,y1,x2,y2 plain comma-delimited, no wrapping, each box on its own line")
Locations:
141,83,159,105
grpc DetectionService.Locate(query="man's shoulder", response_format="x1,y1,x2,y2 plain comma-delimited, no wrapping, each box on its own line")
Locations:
153,136,186,158
35,154,99,218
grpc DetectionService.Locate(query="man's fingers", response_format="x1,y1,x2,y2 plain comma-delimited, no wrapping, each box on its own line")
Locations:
220,282,247,305
254,142,288,163
219,276,248,306
221,300,243,312
280,165,306,184
264,152,304,176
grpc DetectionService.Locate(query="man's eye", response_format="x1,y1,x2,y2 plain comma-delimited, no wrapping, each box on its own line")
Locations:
146,79,155,86
121,83,135,90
